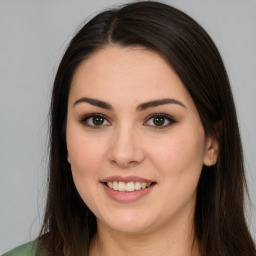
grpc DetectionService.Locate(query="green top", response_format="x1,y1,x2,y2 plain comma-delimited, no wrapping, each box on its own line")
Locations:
2,240,48,256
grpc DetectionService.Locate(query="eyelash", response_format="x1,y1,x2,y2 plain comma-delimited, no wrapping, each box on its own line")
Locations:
145,113,176,129
79,113,110,129
79,113,176,129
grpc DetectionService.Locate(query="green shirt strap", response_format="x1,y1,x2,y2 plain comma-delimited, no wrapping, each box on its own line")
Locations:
1,240,47,256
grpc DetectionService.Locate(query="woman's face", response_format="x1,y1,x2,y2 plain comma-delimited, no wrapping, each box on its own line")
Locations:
66,46,215,234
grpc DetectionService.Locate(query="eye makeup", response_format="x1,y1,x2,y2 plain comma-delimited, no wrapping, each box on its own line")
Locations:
144,113,176,129
79,112,176,130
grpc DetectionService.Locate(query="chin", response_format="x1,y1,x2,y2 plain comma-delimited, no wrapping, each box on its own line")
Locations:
105,221,152,234
97,209,156,234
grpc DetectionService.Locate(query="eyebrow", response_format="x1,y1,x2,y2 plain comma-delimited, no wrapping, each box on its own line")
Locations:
137,98,186,110
73,97,112,110
73,97,186,110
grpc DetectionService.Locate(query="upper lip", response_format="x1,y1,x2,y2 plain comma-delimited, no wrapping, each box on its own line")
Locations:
101,176,155,183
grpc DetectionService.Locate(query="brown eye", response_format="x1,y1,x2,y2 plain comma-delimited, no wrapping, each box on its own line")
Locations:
92,116,105,126
145,114,175,128
153,116,165,126
80,114,111,128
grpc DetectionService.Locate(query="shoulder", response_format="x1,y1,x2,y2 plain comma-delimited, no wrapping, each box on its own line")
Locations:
2,240,47,256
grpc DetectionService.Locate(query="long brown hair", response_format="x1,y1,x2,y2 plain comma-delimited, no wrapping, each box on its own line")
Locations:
38,1,256,255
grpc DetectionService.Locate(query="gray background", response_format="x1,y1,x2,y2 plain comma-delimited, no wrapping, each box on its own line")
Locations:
0,0,255,253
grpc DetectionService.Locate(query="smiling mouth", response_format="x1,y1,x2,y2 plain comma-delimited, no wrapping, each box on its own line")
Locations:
104,181,154,192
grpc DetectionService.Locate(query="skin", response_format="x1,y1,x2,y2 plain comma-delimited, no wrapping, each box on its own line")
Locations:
66,45,219,256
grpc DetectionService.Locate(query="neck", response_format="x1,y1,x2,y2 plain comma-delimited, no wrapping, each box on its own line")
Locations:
90,212,199,256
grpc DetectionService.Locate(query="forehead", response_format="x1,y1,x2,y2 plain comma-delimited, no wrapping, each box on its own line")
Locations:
69,45,193,108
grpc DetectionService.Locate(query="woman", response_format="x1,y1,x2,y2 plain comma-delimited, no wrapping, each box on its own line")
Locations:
4,1,255,256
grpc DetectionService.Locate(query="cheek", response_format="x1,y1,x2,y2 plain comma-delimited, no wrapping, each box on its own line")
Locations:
67,128,107,174
148,125,206,179
146,126,206,218
66,134,107,208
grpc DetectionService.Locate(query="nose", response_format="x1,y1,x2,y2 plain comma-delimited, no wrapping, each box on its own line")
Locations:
108,126,145,168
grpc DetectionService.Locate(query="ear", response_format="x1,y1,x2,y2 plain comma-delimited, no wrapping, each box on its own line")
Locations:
67,155,71,164
203,133,220,167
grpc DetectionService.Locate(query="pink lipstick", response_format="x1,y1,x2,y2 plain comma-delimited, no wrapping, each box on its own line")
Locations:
101,176,156,202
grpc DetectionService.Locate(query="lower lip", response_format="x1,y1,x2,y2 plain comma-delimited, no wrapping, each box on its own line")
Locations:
102,183,156,202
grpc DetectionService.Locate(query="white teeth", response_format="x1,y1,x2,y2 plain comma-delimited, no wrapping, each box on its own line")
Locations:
126,182,135,192
118,182,126,191
106,181,152,192
113,181,118,190
135,182,142,190
107,181,113,189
